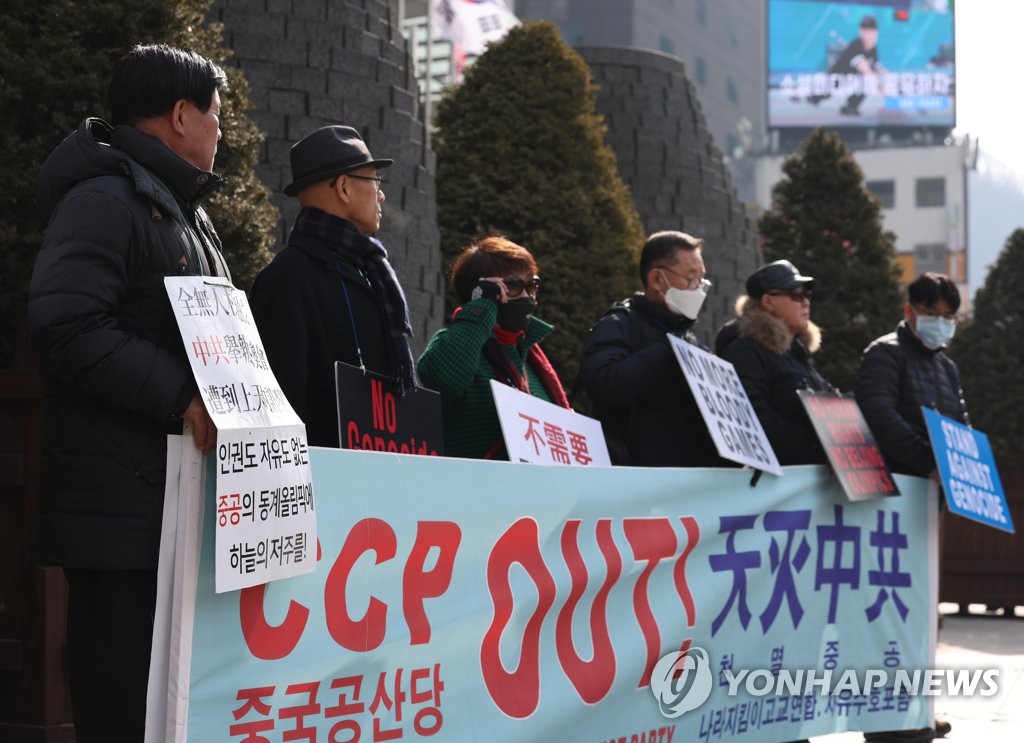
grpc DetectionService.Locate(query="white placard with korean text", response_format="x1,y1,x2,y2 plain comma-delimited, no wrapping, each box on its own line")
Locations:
165,277,316,592
489,380,611,466
667,334,783,476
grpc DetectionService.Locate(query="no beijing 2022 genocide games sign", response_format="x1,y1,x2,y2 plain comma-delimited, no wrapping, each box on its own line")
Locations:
798,390,898,502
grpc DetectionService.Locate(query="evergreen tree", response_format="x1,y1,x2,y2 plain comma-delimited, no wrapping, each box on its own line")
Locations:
951,229,1024,458
433,21,644,382
0,0,275,368
757,128,903,391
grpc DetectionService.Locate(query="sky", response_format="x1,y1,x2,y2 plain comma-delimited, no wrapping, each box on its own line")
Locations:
953,1,1024,290
953,2,1024,179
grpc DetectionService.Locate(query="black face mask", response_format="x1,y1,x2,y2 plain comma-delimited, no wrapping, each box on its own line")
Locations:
496,297,537,332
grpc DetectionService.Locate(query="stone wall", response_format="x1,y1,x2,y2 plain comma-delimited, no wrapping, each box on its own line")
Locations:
580,46,761,344
211,0,443,351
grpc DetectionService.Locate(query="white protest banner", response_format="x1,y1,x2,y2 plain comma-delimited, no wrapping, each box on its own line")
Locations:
490,380,611,465
173,450,938,742
165,277,316,592
667,334,783,476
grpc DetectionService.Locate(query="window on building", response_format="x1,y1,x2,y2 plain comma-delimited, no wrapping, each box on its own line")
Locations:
726,76,738,104
866,179,895,209
915,244,947,274
915,177,946,207
697,0,707,27
695,57,706,86
726,134,741,160
659,35,675,55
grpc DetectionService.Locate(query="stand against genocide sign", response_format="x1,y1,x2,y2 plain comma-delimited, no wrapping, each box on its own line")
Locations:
922,407,1014,533
666,335,782,476
797,391,899,502
164,277,316,593
335,361,444,456
490,380,611,465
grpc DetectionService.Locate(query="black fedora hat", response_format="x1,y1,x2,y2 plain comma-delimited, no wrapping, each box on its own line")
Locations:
746,260,814,299
283,125,394,196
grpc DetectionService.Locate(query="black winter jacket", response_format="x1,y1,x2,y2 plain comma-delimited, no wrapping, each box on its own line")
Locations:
580,293,722,467
28,118,227,569
855,322,969,477
716,300,832,466
249,216,397,448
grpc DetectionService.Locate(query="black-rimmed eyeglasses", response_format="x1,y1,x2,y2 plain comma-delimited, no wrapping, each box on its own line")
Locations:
328,173,385,189
655,265,713,294
504,275,542,296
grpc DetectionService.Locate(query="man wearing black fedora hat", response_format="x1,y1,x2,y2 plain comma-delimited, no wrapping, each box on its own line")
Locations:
250,125,417,447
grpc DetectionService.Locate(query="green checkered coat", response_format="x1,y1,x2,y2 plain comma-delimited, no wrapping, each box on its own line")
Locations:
417,298,556,459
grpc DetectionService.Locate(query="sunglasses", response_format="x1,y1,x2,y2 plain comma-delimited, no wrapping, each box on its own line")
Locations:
768,288,813,302
504,275,542,295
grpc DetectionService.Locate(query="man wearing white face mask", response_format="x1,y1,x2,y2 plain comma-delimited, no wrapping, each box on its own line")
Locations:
855,275,961,742
579,231,724,467
855,272,970,479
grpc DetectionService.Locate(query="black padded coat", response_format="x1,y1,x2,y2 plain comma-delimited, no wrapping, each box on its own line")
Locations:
855,322,969,476
715,301,832,466
580,293,722,467
28,118,227,569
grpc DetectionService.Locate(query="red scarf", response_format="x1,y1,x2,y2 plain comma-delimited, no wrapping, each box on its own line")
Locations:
482,336,570,409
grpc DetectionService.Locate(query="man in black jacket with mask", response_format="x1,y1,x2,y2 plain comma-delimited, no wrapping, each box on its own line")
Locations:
580,230,722,467
28,44,229,742
856,272,968,478
855,274,961,742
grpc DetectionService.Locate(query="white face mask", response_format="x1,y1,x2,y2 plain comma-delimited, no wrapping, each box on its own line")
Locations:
914,315,956,349
663,285,707,320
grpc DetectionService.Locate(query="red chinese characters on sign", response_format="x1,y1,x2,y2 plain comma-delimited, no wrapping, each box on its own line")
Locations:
517,413,593,465
228,664,445,742
191,333,269,369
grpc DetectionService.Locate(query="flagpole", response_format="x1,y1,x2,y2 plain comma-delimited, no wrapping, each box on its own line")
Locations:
424,0,433,150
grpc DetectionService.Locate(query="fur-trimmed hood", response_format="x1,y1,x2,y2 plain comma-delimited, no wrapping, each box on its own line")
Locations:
732,295,822,355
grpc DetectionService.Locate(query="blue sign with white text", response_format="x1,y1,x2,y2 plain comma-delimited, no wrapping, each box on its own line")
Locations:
922,408,1014,533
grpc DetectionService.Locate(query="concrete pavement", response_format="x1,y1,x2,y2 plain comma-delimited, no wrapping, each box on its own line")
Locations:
814,608,1024,742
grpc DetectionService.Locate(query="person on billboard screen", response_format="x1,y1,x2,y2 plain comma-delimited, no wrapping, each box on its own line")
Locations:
809,14,889,117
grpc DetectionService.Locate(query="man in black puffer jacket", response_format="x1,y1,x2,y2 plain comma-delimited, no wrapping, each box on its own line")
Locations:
580,231,723,467
856,273,969,477
716,260,833,466
27,44,229,742
854,276,960,743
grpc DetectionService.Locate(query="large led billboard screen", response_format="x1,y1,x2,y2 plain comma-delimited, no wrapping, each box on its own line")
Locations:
768,0,955,129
